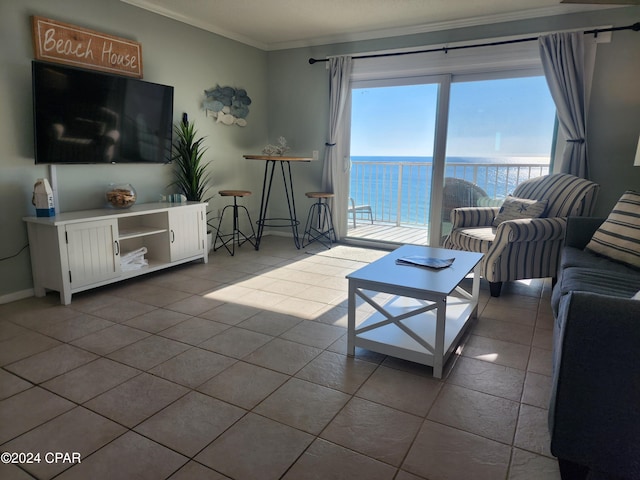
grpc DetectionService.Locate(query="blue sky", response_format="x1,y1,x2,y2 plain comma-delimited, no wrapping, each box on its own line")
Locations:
350,76,556,159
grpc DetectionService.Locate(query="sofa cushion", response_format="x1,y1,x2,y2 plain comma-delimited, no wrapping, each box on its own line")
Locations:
561,247,640,276
586,190,640,269
556,267,640,300
492,196,548,226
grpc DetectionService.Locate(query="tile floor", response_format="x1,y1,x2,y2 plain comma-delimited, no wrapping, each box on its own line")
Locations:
0,236,560,479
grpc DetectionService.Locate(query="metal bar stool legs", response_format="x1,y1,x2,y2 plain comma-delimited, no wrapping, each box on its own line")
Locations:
302,192,337,249
214,190,256,256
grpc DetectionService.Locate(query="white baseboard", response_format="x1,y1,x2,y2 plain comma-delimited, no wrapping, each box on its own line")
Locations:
0,288,34,305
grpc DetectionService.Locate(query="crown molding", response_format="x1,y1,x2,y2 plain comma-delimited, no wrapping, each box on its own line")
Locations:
121,1,615,51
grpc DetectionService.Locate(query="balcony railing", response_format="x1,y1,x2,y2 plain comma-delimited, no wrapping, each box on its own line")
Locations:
349,159,549,227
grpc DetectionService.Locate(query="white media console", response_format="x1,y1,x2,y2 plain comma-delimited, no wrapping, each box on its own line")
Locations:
23,202,208,305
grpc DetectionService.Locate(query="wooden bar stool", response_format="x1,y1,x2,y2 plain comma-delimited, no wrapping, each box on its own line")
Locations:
214,190,256,256
302,192,337,249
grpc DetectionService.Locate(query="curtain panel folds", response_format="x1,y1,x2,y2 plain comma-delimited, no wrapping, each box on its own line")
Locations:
321,56,353,239
539,32,589,179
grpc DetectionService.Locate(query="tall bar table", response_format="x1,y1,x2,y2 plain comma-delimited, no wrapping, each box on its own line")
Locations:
243,155,313,249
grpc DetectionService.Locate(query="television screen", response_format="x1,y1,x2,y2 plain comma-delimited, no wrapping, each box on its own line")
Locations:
32,61,174,164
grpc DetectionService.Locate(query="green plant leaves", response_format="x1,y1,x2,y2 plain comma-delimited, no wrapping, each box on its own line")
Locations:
169,119,212,202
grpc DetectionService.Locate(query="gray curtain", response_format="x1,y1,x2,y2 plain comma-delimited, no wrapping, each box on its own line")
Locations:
321,55,353,239
539,32,588,179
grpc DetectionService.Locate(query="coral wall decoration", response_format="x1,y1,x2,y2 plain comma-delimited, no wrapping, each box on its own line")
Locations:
203,85,251,127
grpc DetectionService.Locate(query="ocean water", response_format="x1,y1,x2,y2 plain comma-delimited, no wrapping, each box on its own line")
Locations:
349,156,549,225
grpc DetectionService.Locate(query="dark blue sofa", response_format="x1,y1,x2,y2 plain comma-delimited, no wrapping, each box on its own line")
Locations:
550,217,640,480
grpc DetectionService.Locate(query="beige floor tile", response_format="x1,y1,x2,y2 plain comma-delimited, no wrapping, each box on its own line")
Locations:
237,289,290,309
33,314,114,342
111,284,192,308
532,326,554,350
66,291,130,314
237,310,302,336
271,296,328,318
459,334,531,370
167,461,230,479
254,377,349,434
8,305,81,330
150,347,236,388
514,404,553,457
522,371,552,409
427,384,519,444
243,338,322,375
356,366,442,416
403,420,511,480
198,361,288,409
0,462,35,479
472,316,534,346
2,406,126,479
447,356,525,402
283,438,397,480
509,448,561,479
107,335,191,370
394,470,426,480
198,302,261,325
71,324,151,355
313,305,349,328
135,391,245,457
0,331,61,366
0,368,32,400
321,396,422,466
195,413,313,480
84,373,188,427
123,309,192,333
164,295,225,316
280,320,345,349
527,347,553,376
198,326,273,358
0,320,29,342
89,297,157,321
0,387,75,444
5,344,98,384
55,431,187,480
157,317,229,346
295,350,377,394
42,357,140,403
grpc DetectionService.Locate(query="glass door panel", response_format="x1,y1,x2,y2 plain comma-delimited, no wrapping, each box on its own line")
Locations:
348,82,439,246
442,76,555,239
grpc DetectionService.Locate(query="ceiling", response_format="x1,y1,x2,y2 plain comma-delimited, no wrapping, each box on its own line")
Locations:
120,0,634,50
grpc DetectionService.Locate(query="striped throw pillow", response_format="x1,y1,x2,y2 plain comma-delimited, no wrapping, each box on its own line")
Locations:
586,190,640,269
492,196,548,226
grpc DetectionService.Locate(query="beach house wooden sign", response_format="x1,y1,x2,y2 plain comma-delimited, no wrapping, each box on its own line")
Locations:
31,16,143,78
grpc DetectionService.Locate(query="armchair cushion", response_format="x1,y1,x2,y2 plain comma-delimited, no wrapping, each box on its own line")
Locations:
586,190,640,269
492,196,548,226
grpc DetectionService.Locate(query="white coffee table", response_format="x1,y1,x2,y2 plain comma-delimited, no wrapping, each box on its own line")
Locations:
347,245,483,378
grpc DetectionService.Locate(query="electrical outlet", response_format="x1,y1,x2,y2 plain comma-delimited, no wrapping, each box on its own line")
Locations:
312,150,319,161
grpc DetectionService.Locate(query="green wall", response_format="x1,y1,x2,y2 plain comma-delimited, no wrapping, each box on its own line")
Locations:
0,0,268,301
1,1,638,302
267,7,640,220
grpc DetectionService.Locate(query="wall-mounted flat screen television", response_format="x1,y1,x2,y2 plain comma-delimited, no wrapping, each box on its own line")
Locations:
32,61,174,164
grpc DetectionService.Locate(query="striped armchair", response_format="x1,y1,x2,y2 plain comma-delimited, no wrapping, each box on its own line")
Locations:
444,173,599,296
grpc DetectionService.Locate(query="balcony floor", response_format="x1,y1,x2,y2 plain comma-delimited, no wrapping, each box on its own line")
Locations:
346,221,429,246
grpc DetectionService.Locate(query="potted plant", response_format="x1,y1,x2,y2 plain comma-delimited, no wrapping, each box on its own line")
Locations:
170,113,214,250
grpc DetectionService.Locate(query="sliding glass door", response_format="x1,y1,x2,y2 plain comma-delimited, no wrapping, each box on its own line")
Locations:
347,72,555,247
348,77,445,246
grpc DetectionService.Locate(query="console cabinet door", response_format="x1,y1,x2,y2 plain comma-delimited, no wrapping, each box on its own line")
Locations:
66,219,120,288
168,208,205,261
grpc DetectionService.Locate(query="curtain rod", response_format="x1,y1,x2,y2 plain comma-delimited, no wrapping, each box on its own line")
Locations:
308,22,640,64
